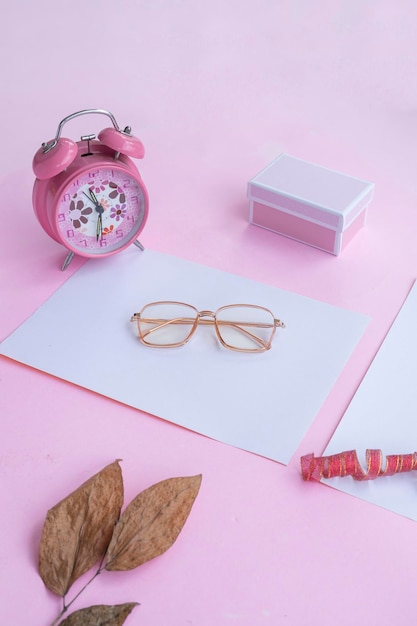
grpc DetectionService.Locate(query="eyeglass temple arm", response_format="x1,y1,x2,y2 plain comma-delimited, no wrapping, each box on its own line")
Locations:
130,314,285,345
130,314,193,339
131,314,285,328
215,320,286,348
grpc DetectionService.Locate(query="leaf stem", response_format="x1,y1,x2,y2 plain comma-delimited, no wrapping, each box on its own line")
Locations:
49,566,104,626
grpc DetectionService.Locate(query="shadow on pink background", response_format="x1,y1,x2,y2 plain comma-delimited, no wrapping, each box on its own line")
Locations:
2,1,417,624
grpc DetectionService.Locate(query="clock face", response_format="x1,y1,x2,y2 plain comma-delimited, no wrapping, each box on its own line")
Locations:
56,166,147,254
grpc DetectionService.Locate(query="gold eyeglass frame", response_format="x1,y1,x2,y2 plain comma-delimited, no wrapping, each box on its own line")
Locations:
130,301,285,353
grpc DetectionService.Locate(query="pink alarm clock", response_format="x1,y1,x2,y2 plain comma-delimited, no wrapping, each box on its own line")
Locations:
32,108,149,270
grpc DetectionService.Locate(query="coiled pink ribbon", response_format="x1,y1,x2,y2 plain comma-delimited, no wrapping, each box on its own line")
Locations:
301,450,417,482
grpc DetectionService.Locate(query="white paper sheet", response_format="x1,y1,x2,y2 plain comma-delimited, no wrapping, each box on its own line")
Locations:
0,249,368,464
323,281,417,519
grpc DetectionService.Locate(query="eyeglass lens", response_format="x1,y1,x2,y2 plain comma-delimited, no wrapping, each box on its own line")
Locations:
215,305,275,351
139,302,198,346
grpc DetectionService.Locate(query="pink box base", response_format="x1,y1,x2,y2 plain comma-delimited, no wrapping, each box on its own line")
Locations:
252,201,337,253
250,200,368,255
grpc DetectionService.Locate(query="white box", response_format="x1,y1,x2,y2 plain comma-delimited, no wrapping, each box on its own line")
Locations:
248,154,375,255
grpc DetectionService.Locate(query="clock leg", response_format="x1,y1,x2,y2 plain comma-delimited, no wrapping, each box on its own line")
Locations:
61,251,75,271
133,240,145,251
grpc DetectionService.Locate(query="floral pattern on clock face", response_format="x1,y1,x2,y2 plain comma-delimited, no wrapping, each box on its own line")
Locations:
57,167,146,254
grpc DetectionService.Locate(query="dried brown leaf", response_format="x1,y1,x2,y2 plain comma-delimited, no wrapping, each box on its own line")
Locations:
59,602,138,625
39,460,124,596
105,474,202,571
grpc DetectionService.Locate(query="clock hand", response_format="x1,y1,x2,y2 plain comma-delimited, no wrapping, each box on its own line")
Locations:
83,189,104,212
88,188,100,206
96,212,103,240
83,190,104,240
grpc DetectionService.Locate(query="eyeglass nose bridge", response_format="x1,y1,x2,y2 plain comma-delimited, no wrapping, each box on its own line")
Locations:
198,310,216,319
197,311,219,329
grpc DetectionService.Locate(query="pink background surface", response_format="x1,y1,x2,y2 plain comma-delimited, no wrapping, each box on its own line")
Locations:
1,2,417,624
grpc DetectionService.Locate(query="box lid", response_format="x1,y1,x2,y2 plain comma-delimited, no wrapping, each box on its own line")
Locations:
248,154,374,229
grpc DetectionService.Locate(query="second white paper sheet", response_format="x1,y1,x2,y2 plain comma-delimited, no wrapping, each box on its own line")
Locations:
323,280,417,520
0,249,368,464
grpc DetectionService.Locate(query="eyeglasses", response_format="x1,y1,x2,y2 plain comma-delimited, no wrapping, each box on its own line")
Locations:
130,302,285,352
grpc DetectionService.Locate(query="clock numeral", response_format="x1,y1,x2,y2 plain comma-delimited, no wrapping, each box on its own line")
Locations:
99,239,107,248
63,193,71,202
88,170,99,178
66,230,74,238
130,195,138,204
79,239,88,247
116,229,124,239
123,178,131,188
58,213,65,222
